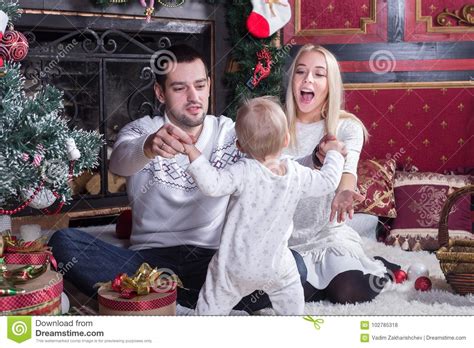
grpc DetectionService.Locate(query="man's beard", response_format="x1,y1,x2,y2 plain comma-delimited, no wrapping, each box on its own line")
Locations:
169,110,206,130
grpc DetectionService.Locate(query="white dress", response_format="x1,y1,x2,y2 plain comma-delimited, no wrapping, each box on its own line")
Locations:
187,152,344,314
283,119,387,289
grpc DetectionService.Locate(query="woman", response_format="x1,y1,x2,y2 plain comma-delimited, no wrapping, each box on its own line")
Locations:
284,44,399,304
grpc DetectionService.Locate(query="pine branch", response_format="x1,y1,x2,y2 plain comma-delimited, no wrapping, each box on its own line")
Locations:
0,0,21,24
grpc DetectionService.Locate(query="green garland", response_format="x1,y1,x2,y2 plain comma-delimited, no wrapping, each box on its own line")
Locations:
224,0,286,119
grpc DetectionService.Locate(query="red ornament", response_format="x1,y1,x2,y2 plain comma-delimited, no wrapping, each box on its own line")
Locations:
0,30,29,62
414,276,432,291
247,48,272,90
393,269,408,284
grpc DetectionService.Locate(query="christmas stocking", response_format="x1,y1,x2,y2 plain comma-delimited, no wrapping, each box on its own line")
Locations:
246,0,291,39
0,10,8,73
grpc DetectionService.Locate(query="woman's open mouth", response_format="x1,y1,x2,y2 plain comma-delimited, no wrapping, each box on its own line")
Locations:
299,90,315,104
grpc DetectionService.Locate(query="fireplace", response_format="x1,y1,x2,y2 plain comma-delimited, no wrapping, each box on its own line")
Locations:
16,11,214,217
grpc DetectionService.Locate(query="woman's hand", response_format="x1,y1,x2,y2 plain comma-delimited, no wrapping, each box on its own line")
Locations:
313,134,337,166
330,189,365,223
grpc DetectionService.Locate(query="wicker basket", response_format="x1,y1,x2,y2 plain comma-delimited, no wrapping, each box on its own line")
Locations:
436,185,474,295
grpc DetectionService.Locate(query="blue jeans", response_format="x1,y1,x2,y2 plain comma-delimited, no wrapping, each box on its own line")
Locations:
48,228,307,313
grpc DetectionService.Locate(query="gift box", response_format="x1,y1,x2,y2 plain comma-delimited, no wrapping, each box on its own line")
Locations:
1,233,56,268
97,263,180,316
98,285,176,315
0,269,63,315
3,252,50,265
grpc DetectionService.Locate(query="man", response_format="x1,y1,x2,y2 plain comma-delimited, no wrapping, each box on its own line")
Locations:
49,44,306,312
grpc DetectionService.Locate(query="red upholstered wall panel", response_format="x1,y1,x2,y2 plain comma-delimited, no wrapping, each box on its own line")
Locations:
284,0,387,44
344,83,473,173
405,0,474,42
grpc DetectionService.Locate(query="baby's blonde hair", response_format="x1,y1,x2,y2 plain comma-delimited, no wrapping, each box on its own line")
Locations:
235,96,288,161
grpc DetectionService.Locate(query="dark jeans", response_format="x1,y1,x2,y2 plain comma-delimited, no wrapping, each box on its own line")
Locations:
48,228,307,313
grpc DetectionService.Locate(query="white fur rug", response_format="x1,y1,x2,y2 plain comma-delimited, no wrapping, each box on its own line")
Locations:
176,237,474,316
304,237,474,315
79,225,474,315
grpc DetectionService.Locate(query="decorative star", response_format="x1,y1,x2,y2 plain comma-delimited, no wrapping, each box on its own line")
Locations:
429,4,437,12
327,3,334,12
406,88,413,94
371,89,378,95
441,88,448,94
406,156,413,163
440,155,447,163
371,121,378,129
458,103,464,111
388,104,395,112
422,139,430,147
440,120,447,129
406,121,413,129
388,139,395,146
361,4,368,11
344,20,351,28
423,104,430,112
458,138,465,146
354,105,360,112
311,20,317,27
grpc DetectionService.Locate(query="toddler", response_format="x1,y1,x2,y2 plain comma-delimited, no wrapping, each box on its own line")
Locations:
183,96,347,315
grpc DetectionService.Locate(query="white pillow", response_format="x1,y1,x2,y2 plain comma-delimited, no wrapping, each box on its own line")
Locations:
346,213,379,239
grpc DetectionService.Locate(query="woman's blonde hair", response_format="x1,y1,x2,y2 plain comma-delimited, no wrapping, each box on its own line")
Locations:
235,96,288,161
285,44,368,147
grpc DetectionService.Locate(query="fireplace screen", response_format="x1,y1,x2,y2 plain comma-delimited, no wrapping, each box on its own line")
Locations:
18,13,212,211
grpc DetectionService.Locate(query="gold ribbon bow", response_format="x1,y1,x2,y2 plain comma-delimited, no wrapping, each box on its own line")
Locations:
97,263,183,299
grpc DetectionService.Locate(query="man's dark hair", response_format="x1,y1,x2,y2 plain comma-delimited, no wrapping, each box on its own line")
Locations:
153,44,209,89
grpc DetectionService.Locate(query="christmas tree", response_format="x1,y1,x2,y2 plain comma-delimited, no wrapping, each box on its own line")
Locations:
0,1,103,214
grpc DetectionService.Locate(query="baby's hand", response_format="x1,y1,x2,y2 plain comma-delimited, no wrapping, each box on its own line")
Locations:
182,142,201,162
325,139,347,157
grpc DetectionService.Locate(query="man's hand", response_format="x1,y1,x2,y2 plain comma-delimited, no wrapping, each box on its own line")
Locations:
144,123,195,159
330,189,365,223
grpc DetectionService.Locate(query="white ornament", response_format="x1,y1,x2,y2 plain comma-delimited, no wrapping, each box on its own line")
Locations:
66,138,81,161
0,214,12,233
20,224,42,242
407,263,429,280
0,11,8,35
22,187,56,209
61,292,70,314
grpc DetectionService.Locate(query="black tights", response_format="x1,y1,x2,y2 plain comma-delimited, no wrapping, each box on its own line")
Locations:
304,256,401,304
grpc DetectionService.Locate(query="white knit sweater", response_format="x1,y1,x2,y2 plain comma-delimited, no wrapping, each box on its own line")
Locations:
109,114,238,250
